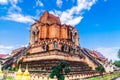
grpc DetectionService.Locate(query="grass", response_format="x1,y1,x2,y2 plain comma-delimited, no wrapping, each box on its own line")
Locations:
87,72,120,80
6,77,13,80
4,71,120,80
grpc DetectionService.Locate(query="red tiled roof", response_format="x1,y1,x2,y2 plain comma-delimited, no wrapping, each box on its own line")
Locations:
91,51,106,61
94,51,106,60
11,47,25,54
86,49,106,61
0,54,7,58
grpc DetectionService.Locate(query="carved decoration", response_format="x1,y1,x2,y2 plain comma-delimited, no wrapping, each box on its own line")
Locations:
42,43,49,51
53,41,58,49
71,29,79,46
30,26,39,44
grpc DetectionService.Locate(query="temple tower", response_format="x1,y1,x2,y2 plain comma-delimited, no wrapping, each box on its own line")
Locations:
21,11,100,75
29,11,80,47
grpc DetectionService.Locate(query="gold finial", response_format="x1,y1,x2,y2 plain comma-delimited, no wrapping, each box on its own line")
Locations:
0,64,2,73
16,64,23,80
22,64,30,80
0,64,3,78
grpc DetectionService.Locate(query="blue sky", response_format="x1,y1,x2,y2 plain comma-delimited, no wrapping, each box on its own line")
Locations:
0,0,120,61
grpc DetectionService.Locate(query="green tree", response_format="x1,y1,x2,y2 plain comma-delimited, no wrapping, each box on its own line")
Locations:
8,67,12,71
8,67,16,71
95,66,105,77
13,67,15,71
118,49,120,59
18,60,23,65
26,52,30,55
114,61,120,67
64,68,71,74
49,61,71,80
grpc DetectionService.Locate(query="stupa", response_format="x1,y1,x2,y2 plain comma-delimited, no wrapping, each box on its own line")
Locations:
20,11,103,75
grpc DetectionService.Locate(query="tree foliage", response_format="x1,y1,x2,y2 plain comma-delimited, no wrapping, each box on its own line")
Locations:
49,61,71,80
95,66,105,76
26,52,30,55
64,68,71,74
114,61,120,67
59,61,67,68
8,67,17,71
18,60,23,65
96,66,105,72
8,67,12,71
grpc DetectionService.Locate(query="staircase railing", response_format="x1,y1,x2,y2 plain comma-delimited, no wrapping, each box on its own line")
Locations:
2,46,30,70
81,48,102,66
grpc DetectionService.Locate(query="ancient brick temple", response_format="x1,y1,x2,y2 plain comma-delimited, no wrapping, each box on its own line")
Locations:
21,11,104,75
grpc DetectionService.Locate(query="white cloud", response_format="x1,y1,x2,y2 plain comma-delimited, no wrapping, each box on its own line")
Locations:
9,0,19,4
1,13,35,24
0,44,28,54
0,0,33,24
36,0,44,7
8,4,22,14
56,0,63,8
0,0,20,5
0,45,14,49
0,45,14,54
0,0,8,4
1,0,96,25
66,16,83,26
0,0,35,24
8,0,23,14
95,47,120,61
51,0,96,26
21,44,28,47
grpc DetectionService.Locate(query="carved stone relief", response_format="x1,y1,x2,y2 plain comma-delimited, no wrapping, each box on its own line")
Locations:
42,43,49,51
71,29,79,46
53,41,58,49
30,26,39,44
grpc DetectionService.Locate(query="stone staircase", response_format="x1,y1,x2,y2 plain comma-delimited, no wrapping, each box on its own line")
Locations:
2,46,30,70
81,48,102,66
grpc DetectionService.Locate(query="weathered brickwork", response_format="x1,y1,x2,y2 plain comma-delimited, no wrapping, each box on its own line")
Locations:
21,11,100,76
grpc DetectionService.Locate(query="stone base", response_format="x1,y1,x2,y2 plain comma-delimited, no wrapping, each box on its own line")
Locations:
22,59,96,75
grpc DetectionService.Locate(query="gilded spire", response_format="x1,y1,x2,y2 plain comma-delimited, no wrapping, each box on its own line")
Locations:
0,64,3,78
16,65,23,80
22,64,30,80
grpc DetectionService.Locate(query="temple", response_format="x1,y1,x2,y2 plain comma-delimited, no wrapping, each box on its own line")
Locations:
2,11,116,78
21,11,102,73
